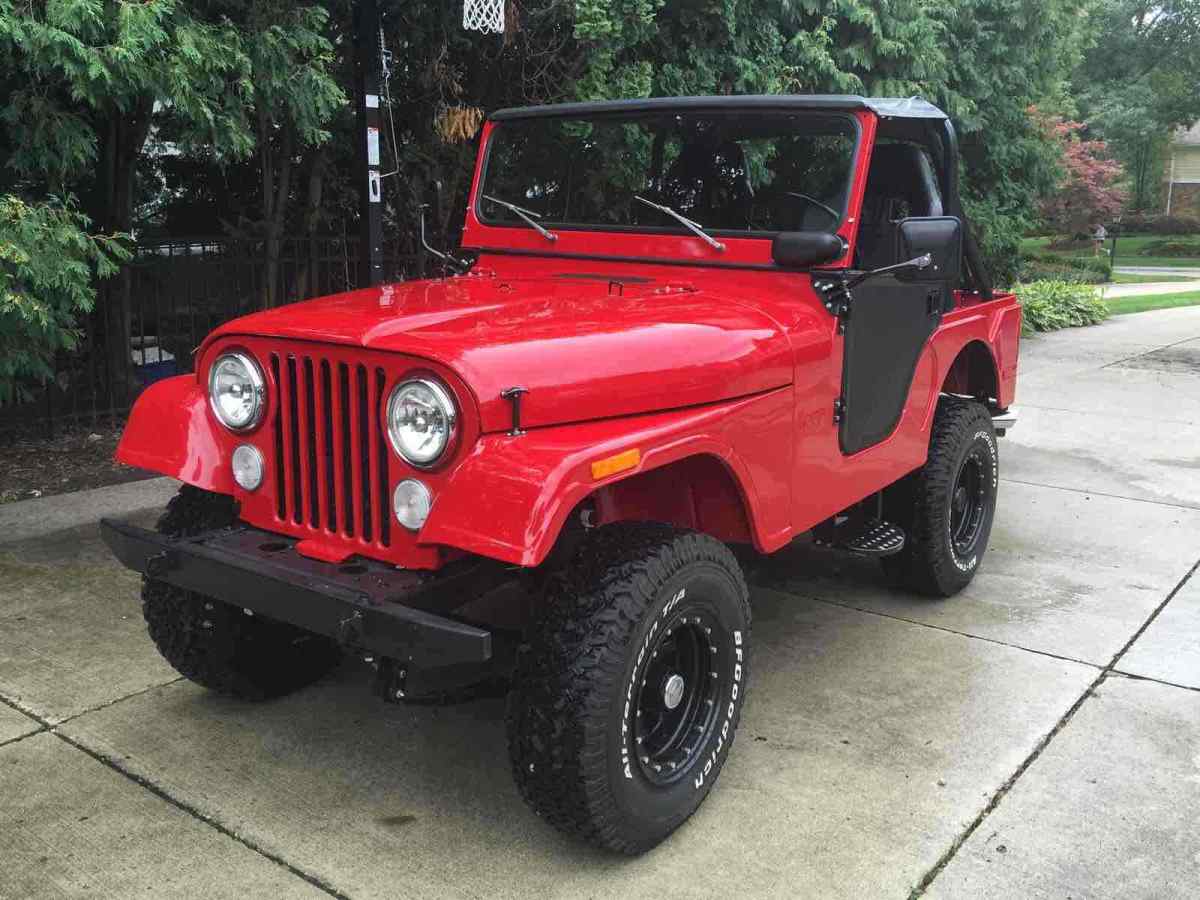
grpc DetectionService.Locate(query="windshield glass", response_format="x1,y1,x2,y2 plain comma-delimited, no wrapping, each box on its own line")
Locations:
479,111,857,236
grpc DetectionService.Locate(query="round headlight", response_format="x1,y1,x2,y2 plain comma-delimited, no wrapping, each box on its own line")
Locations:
393,479,432,531
386,378,457,467
209,352,265,431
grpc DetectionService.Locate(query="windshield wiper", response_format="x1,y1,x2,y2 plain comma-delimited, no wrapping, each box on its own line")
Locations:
634,195,725,252
481,194,557,242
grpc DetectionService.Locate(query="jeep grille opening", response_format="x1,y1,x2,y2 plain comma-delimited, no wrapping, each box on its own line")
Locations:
269,353,391,548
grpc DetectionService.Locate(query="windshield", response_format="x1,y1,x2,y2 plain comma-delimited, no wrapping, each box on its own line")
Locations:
478,111,857,236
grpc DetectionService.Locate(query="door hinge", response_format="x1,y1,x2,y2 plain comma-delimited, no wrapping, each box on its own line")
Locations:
833,398,845,425
815,278,853,319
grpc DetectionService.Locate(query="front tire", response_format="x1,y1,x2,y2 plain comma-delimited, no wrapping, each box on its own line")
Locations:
142,486,341,700
507,524,751,854
882,398,999,596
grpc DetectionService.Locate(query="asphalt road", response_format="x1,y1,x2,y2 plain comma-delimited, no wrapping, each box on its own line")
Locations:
3,307,1200,898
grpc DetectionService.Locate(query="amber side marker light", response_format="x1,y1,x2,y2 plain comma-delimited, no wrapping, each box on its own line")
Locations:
591,448,641,481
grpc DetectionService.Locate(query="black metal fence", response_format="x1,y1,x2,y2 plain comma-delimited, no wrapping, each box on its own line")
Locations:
0,235,421,439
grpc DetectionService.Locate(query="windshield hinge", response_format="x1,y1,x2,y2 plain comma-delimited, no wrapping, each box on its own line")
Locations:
833,398,845,426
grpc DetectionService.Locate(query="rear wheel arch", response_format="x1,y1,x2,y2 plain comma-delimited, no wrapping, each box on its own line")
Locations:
941,339,999,404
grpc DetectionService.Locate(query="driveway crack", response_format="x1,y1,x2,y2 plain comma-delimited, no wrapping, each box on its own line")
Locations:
51,729,353,900
909,554,1200,898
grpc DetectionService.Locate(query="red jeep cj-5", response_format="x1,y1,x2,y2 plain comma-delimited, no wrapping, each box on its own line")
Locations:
103,95,1020,853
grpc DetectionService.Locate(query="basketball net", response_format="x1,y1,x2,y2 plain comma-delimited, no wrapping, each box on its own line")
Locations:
463,0,504,33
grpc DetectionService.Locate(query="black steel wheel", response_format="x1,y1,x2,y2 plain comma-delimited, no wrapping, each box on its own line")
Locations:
882,398,998,596
949,445,989,558
634,612,724,785
507,523,750,854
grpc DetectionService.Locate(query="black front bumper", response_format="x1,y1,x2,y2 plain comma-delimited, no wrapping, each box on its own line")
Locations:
100,519,505,670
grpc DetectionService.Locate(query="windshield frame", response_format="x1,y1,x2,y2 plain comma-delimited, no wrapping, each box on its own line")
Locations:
473,109,863,241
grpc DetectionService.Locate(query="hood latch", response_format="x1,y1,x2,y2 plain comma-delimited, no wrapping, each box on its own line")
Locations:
501,386,528,436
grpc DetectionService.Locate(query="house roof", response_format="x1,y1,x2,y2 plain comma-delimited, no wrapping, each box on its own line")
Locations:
490,94,948,122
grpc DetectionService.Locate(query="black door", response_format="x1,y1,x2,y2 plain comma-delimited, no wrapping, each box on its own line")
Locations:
839,276,941,455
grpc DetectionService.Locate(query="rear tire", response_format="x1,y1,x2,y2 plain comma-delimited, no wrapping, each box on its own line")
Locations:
882,398,998,597
507,523,750,854
142,486,341,700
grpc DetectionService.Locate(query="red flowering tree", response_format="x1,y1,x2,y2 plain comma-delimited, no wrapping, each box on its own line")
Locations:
1034,109,1126,236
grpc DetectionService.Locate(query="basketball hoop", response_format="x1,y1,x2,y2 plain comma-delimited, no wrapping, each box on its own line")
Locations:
463,0,504,33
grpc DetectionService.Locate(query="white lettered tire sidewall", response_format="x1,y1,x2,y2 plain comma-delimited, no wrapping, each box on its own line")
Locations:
606,561,749,835
942,426,998,575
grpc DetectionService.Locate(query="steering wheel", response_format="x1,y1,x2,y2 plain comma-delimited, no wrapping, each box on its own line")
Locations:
785,191,840,227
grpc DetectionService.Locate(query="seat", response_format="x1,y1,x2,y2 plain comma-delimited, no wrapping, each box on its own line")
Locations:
661,139,753,226
855,144,942,269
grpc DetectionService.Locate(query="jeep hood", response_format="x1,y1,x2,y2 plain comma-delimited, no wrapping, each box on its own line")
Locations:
206,274,792,433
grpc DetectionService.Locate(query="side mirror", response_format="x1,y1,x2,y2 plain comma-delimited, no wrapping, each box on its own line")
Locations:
894,216,962,284
418,179,468,274
771,231,846,269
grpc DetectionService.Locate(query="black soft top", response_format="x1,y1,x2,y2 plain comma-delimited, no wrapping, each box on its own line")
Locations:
490,94,948,122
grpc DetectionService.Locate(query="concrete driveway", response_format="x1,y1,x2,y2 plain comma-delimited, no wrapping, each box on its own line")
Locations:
3,307,1200,899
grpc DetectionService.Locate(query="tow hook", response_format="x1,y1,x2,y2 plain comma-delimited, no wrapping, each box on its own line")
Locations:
336,609,366,648
145,549,178,578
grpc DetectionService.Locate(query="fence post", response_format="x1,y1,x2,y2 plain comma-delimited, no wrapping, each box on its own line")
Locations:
353,0,385,288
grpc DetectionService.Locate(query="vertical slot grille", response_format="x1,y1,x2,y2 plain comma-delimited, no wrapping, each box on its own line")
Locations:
376,368,391,547
286,356,302,523
270,351,390,546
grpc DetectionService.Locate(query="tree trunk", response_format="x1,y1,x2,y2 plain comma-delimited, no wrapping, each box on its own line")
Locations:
294,147,328,301
260,113,295,309
95,97,153,410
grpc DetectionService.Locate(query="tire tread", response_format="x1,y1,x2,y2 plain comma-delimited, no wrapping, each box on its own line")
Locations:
506,522,749,854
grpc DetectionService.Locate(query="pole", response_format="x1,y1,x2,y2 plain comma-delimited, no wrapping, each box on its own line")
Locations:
1166,150,1176,216
353,0,385,288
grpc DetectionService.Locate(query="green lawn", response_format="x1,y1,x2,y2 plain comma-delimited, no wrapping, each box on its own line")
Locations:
1022,234,1200,269
1110,272,1196,284
1105,290,1200,316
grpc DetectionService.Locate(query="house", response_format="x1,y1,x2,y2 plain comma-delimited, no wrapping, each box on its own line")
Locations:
1165,121,1200,216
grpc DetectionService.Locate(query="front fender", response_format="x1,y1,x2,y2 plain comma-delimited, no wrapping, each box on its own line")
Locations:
420,388,794,567
116,375,233,493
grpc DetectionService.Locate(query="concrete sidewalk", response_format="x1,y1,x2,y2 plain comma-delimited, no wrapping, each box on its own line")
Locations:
3,307,1200,898
1116,265,1200,279
1103,276,1200,298
1104,279,1200,298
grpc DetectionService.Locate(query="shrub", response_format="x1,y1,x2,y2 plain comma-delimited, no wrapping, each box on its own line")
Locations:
1046,237,1092,251
0,196,128,403
1018,251,1111,284
1019,263,1104,284
1137,239,1200,258
962,197,1024,289
1117,214,1200,236
1016,279,1109,334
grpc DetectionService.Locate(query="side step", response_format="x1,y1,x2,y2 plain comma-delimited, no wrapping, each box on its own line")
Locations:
815,518,907,558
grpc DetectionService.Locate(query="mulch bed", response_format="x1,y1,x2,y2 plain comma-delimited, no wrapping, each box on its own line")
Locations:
0,419,154,504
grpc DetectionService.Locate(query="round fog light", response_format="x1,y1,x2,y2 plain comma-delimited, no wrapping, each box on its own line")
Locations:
393,479,432,531
232,444,264,491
